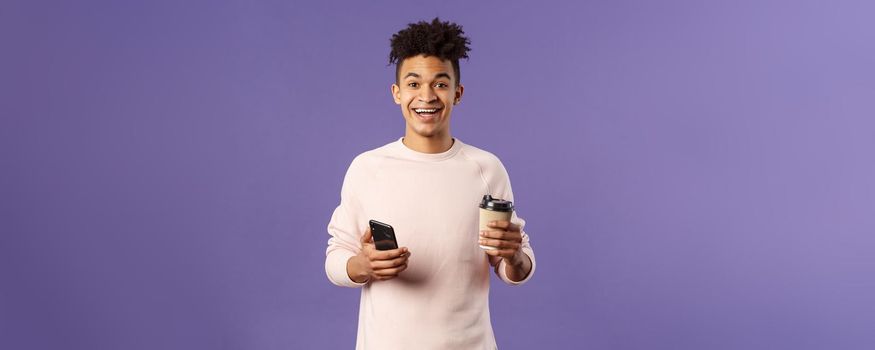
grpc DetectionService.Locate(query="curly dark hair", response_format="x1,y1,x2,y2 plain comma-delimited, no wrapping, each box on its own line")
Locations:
389,17,471,86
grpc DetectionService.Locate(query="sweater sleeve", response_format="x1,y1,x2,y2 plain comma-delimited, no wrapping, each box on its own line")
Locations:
497,211,537,285
325,157,368,288
490,157,537,286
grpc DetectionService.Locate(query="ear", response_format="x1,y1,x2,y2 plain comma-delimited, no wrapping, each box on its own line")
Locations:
391,83,401,105
454,83,465,104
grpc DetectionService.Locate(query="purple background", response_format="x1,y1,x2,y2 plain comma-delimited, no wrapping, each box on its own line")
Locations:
3,0,874,349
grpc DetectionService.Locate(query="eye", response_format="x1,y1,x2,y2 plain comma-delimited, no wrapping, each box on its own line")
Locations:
435,82,448,88
407,82,418,88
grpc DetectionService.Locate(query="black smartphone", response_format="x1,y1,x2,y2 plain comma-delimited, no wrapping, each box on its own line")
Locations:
368,219,399,251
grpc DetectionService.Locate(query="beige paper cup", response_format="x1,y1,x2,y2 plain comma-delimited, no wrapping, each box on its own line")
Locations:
478,195,514,250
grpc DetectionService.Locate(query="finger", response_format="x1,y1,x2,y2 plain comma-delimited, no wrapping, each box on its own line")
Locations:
369,247,409,261
484,248,516,259
373,264,407,277
373,264,407,276
478,238,521,250
484,249,501,257
480,230,522,242
371,255,409,269
480,230,504,240
361,227,373,244
487,220,520,232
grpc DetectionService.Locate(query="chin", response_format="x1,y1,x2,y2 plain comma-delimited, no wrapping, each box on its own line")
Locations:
409,126,440,138
412,129,437,138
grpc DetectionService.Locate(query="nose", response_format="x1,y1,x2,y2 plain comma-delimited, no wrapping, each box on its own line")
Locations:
418,86,437,103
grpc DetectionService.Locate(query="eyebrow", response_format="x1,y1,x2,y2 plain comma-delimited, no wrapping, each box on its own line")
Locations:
403,72,453,81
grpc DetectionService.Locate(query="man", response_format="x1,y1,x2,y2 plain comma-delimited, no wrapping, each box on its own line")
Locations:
325,18,536,349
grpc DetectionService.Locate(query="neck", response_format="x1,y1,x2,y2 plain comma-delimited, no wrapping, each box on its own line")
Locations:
402,131,454,154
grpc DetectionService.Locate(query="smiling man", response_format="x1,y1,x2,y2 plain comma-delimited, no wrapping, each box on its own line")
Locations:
325,18,536,349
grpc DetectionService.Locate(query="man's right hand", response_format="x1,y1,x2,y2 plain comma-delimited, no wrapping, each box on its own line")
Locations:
347,227,410,283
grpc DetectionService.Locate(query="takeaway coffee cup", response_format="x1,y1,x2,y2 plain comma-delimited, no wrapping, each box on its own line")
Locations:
479,194,514,250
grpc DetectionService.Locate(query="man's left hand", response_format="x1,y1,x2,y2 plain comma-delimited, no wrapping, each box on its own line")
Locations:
480,220,526,265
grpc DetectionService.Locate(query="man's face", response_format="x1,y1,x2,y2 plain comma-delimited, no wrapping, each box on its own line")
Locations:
392,55,464,140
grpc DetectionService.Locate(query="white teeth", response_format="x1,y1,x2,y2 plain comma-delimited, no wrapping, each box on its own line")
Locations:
414,108,438,113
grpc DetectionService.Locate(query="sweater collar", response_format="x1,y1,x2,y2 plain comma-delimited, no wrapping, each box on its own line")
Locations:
393,137,463,161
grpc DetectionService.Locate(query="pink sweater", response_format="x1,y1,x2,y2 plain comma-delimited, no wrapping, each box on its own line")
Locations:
325,138,536,349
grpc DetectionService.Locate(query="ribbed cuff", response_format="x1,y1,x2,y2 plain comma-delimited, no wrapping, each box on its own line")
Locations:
498,249,536,285
326,250,368,288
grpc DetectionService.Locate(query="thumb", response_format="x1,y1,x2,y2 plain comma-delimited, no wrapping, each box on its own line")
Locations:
361,227,373,244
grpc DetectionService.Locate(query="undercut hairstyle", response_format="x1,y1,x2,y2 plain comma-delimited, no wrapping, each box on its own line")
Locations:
389,17,471,86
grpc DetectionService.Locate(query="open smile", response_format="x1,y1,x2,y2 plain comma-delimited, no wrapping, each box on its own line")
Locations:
412,107,443,121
